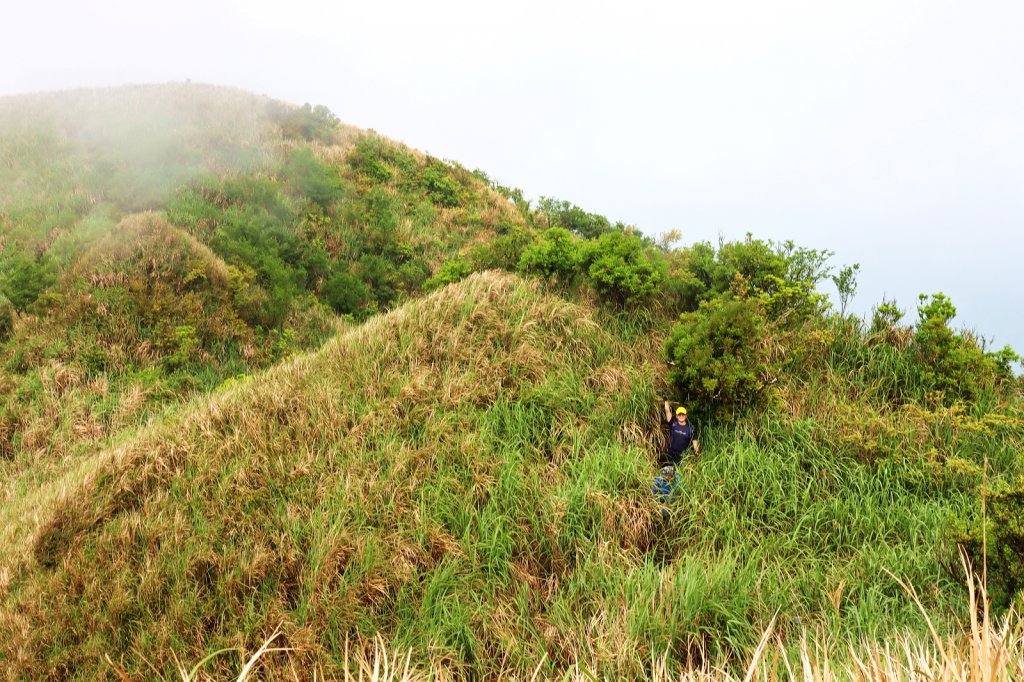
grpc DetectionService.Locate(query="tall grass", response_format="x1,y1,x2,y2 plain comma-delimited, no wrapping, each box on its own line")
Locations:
170,557,1024,680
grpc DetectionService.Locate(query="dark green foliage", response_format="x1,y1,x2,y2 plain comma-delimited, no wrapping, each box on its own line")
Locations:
282,148,346,208
716,236,789,293
421,159,463,207
347,136,416,184
469,228,532,272
665,295,772,414
671,236,833,317
580,230,663,306
211,208,308,328
425,258,473,292
322,269,372,318
1,254,57,311
358,253,399,306
537,196,612,238
518,227,580,285
957,481,1024,609
0,294,13,343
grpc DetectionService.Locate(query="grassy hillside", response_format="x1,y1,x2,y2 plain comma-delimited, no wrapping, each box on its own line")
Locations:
0,271,1020,679
0,84,524,482
1,84,1022,679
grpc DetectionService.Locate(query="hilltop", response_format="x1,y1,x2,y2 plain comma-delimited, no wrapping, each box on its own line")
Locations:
1,84,1023,679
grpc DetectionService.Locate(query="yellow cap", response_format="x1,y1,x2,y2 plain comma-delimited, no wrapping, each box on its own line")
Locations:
675,406,687,415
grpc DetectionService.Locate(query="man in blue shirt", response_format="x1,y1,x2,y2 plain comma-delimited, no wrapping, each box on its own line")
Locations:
662,397,700,465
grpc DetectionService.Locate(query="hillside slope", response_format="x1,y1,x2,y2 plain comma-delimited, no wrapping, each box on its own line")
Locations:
0,272,661,679
1,84,1022,680
0,84,525,484
3,271,1019,679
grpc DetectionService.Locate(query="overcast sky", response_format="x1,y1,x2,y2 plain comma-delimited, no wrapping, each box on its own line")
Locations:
3,0,1022,350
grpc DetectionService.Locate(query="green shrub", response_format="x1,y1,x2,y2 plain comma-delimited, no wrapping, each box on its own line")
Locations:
347,136,416,184
421,159,463,207
282,148,346,208
580,230,662,306
957,480,1024,609
322,270,372,318
161,325,201,371
470,228,532,272
518,227,580,285
675,236,833,314
914,293,992,403
2,255,57,311
871,298,906,334
0,294,13,343
357,253,399,306
425,258,474,292
665,295,773,414
987,345,1021,382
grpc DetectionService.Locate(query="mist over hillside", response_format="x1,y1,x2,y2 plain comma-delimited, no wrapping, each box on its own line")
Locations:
0,84,1022,680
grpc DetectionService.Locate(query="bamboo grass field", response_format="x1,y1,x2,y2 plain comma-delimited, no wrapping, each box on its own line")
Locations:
0,85,1021,680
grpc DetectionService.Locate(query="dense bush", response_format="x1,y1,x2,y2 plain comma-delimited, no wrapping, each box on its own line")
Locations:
957,480,1024,609
322,269,373,318
670,237,833,317
580,230,663,306
518,227,580,285
1,255,57,311
425,258,473,292
282,148,346,208
421,159,464,207
914,293,995,403
665,295,773,414
470,228,532,272
0,294,14,342
211,208,309,327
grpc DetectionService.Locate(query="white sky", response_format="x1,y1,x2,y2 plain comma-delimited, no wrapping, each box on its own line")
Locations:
3,0,1023,349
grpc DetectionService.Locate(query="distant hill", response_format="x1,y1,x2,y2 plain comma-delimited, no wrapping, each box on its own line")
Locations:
0,84,1021,679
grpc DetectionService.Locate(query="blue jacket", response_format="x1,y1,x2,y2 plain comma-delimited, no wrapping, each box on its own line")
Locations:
653,473,681,504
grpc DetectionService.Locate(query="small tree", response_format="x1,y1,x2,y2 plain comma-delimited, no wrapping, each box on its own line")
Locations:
518,227,580,286
581,230,663,306
914,293,991,403
2,255,56,311
831,263,860,316
536,197,611,238
664,295,773,414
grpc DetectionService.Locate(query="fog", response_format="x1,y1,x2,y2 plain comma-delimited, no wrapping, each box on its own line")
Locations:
3,0,1022,348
